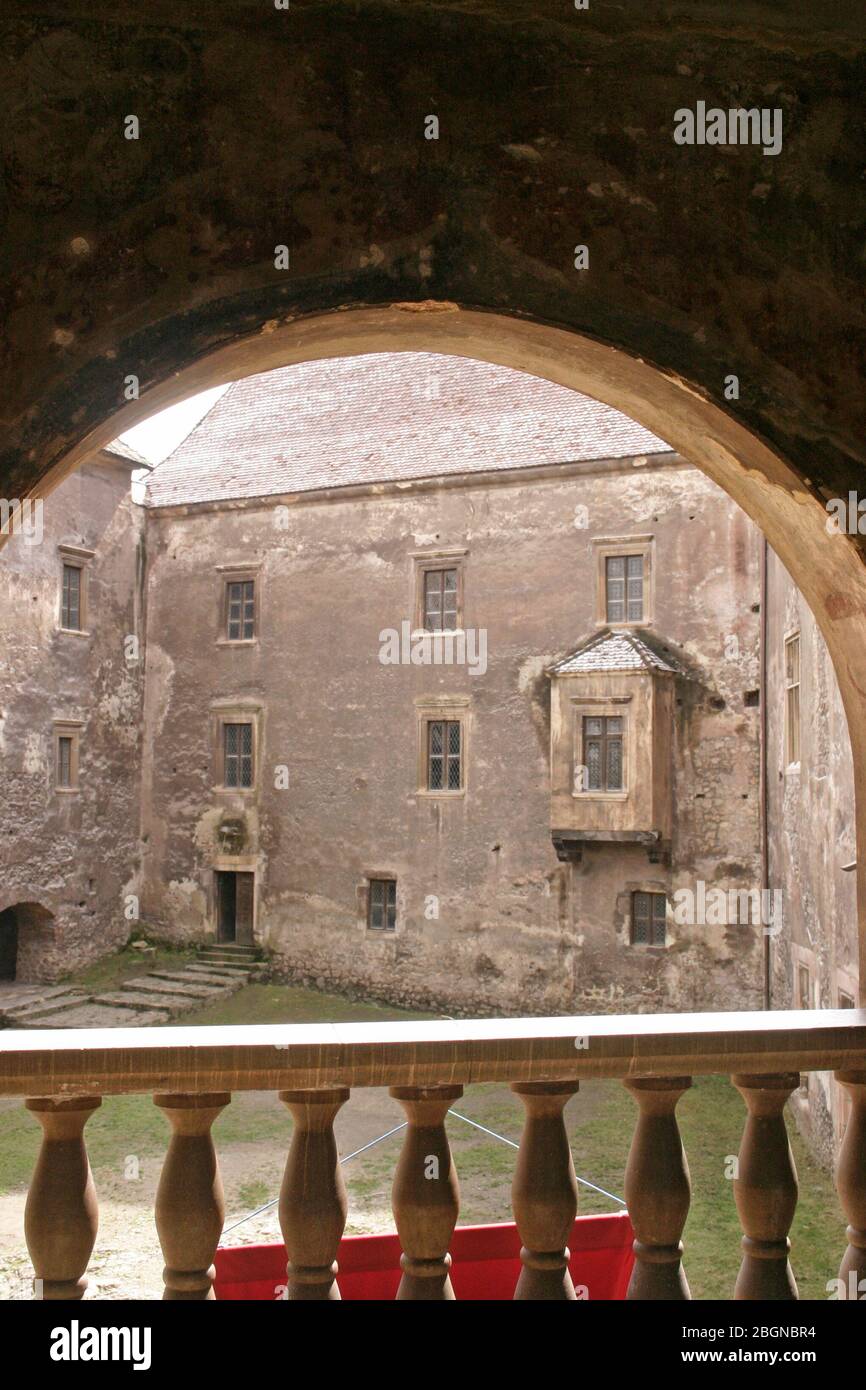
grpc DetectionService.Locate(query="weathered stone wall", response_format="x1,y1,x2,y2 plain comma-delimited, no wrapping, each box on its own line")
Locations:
766,545,858,1158
0,457,144,980
140,454,762,1014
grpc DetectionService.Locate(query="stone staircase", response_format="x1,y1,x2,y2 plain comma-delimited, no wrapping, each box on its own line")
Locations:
0,944,267,1030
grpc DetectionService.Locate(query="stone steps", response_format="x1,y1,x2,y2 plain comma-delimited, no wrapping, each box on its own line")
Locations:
5,954,258,1029
1,987,91,1025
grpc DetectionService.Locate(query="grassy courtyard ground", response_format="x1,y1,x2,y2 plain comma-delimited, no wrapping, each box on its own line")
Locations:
0,958,846,1300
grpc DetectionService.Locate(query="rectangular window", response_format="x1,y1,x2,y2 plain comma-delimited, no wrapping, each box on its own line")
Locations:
57,736,73,788
368,878,397,932
785,633,801,766
583,715,624,791
226,579,256,641
798,962,812,1010
427,719,462,791
606,554,643,623
838,990,856,1010
61,564,82,631
423,568,459,632
223,722,254,788
631,891,666,946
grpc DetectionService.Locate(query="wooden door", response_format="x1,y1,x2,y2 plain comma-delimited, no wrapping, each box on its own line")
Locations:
216,871,236,942
235,872,255,944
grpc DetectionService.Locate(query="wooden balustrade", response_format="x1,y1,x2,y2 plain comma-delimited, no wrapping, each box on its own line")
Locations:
834,1069,866,1300
511,1081,579,1299
24,1095,100,1300
3,1009,865,1301
623,1076,692,1300
731,1073,800,1300
390,1084,462,1299
279,1086,350,1299
154,1092,230,1300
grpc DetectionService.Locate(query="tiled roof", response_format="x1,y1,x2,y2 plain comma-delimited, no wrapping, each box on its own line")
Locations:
103,437,150,466
142,352,672,508
550,629,682,675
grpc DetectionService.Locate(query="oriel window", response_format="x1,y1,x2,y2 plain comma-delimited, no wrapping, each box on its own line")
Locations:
583,715,624,791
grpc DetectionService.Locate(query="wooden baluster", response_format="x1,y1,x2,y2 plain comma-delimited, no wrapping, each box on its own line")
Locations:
390,1084,462,1300
623,1076,692,1300
510,1081,580,1299
731,1073,799,1300
24,1096,100,1300
154,1092,230,1300
834,1069,866,1300
278,1086,350,1300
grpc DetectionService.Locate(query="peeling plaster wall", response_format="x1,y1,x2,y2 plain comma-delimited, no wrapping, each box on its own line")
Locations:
766,546,858,1158
140,455,762,1014
0,460,144,980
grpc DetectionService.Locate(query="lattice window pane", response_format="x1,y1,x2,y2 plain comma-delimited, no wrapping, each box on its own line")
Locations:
632,892,651,944
369,880,384,930
428,721,444,789
57,737,72,788
62,565,81,630
626,556,644,620
447,721,462,789
586,738,601,789
606,736,623,790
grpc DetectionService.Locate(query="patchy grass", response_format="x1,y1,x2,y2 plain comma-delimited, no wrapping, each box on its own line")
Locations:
184,981,431,1027
63,943,198,994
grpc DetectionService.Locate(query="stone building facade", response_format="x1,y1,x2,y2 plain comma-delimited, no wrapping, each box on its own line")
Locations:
0,447,146,981
134,353,765,1016
0,353,853,1052
765,545,858,1155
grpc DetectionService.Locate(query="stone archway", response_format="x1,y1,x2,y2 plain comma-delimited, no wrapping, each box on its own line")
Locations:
15,304,866,988
0,903,55,982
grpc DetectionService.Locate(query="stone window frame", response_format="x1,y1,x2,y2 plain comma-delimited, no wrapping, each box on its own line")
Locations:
570,694,632,802
783,629,801,772
215,562,262,647
835,965,858,1011
57,544,95,636
53,719,84,793
211,697,262,796
592,534,654,628
360,873,399,934
414,695,470,799
410,548,468,635
615,878,671,952
791,941,818,1010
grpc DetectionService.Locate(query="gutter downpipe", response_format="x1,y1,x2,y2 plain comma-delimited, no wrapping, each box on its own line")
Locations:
760,533,771,1010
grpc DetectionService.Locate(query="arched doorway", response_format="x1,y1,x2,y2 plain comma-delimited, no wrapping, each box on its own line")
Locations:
18,307,866,991
0,904,55,983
